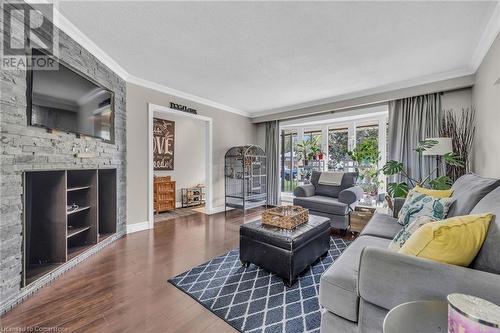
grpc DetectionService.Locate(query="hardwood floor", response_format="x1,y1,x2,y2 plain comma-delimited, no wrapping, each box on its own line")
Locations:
1,208,354,333
1,209,266,333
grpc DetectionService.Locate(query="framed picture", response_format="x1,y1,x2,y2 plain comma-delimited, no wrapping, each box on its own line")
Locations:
153,118,175,170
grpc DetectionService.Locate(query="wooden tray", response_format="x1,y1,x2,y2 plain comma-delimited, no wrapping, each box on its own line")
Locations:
261,205,308,229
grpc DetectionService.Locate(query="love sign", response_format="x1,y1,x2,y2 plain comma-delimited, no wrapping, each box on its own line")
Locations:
153,118,175,170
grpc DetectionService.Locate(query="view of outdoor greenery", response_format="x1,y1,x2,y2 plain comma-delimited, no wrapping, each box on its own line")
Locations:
356,125,379,146
280,124,381,194
328,128,349,171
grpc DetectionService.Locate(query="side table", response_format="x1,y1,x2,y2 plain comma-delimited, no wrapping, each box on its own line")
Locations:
383,300,448,333
351,205,389,233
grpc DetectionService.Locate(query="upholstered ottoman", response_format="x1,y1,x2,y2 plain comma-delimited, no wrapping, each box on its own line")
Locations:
239,215,331,286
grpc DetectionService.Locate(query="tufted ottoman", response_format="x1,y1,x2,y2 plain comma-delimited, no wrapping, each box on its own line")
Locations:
239,215,331,286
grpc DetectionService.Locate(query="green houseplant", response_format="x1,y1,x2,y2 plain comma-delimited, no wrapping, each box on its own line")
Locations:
382,139,463,198
295,136,321,164
348,138,381,196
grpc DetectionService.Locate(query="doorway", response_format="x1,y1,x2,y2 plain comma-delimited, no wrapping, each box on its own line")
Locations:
147,103,213,229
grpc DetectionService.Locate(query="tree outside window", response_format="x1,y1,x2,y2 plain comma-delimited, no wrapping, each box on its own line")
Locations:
328,128,349,171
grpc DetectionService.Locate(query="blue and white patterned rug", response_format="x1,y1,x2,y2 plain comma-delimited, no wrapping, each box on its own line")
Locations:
168,237,351,333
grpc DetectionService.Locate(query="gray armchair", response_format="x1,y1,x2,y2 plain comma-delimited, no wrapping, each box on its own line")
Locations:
293,171,363,230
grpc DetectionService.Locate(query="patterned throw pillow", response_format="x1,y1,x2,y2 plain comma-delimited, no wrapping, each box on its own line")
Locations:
388,216,437,251
397,192,454,226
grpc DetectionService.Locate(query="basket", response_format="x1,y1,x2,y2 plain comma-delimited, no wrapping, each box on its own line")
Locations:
261,206,309,229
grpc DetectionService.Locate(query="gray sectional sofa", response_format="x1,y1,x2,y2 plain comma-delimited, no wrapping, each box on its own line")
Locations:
293,171,363,231
319,173,500,333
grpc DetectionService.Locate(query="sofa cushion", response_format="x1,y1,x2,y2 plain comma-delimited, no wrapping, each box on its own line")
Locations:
388,216,437,251
311,171,357,198
399,213,493,267
447,173,500,217
470,187,500,274
360,213,402,239
397,193,454,226
319,235,391,322
293,196,349,215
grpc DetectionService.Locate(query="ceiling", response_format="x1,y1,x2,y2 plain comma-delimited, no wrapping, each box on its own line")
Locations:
57,1,499,117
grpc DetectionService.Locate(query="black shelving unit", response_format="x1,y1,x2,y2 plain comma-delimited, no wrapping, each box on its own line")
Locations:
23,168,117,286
224,145,267,213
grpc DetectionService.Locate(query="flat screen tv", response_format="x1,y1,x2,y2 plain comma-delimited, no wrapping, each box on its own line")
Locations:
27,49,114,142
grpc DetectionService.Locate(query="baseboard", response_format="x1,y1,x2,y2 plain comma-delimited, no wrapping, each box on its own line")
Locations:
0,231,124,315
281,193,294,203
126,221,150,234
207,206,233,215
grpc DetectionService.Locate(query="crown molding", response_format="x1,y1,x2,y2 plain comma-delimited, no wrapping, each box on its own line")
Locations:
48,3,130,80
470,1,500,71
127,75,249,117
29,1,251,118
250,68,474,120
251,73,475,123
37,1,498,120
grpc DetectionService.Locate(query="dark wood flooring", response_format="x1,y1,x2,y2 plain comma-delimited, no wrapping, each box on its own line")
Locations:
0,208,353,333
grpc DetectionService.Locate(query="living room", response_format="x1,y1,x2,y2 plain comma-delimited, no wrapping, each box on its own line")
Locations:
1,1,500,333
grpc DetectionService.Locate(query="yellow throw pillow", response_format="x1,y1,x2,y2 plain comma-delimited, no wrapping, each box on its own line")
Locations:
414,185,453,198
399,213,493,266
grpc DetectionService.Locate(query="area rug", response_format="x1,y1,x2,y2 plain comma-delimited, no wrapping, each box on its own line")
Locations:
168,237,351,333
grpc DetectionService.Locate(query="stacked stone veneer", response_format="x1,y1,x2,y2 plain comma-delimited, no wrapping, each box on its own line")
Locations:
0,10,126,312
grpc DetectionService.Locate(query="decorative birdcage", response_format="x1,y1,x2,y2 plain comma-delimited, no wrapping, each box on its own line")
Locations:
225,145,267,212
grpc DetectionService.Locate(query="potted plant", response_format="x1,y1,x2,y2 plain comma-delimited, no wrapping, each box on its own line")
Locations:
382,139,463,199
348,138,381,202
295,136,321,165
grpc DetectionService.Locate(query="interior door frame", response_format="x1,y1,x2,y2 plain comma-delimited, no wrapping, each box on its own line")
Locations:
147,103,213,229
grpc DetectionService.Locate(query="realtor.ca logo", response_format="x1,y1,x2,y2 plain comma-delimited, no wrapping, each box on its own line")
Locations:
2,1,58,70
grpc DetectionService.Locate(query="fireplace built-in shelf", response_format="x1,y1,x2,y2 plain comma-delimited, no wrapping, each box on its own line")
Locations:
23,169,117,286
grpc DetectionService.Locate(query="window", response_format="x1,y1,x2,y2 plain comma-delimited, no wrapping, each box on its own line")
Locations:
356,124,379,146
328,127,349,171
280,129,298,192
278,110,388,201
303,129,322,143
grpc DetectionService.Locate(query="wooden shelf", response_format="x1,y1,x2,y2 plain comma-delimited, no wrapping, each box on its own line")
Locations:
98,233,114,243
67,226,91,238
67,186,90,192
67,245,91,260
67,206,90,215
26,263,61,285
24,169,117,287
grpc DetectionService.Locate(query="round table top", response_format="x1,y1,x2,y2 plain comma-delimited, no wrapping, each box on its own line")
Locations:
383,300,448,333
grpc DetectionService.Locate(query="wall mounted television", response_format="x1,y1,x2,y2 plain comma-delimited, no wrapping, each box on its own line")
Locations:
27,49,115,143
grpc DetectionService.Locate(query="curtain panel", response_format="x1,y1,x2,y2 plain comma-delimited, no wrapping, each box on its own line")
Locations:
265,120,280,206
388,93,443,185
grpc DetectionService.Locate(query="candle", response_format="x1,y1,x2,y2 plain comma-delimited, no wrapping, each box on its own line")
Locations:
448,294,500,333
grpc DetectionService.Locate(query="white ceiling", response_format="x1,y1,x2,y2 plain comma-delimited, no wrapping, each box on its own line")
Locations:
57,1,499,117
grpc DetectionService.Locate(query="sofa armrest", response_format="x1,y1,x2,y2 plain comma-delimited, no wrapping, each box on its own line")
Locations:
293,184,315,197
338,186,363,205
358,247,500,311
392,197,405,218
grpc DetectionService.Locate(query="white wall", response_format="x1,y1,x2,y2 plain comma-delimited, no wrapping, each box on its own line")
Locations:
126,83,258,225
153,111,206,205
472,32,500,177
441,88,472,114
